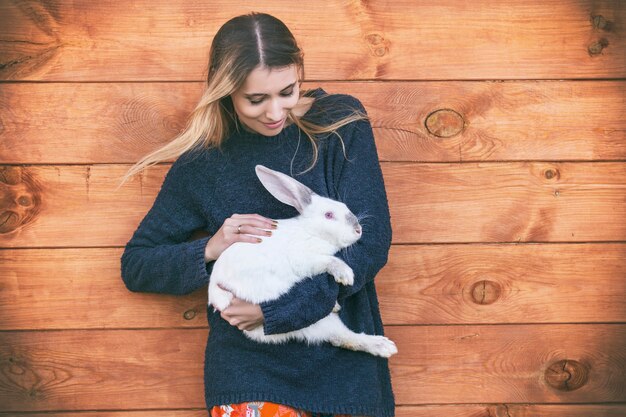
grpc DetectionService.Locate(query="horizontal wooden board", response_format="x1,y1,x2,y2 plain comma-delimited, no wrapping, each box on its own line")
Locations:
0,325,624,411
1,81,625,164
379,243,626,325
0,413,207,417
1,244,625,331
0,329,207,411
393,405,626,417
391,325,626,404
384,162,626,243
0,162,625,247
0,248,209,331
0,1,624,81
3,404,626,417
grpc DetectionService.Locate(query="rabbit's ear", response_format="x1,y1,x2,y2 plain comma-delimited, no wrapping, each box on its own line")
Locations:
255,165,315,213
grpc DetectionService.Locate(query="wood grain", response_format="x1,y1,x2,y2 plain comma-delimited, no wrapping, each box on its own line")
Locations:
1,162,625,247
396,405,626,417
0,247,210,331
0,329,207,411
1,1,625,414
388,325,626,404
0,413,210,417
1,81,625,164
0,412,207,417
0,325,624,411
378,243,626,325
383,161,626,243
3,404,626,417
1,244,625,331
0,0,623,81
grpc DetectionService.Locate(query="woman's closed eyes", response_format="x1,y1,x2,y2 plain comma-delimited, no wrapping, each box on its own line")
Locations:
248,88,295,105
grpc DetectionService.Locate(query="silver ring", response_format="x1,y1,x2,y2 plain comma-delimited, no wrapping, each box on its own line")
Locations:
237,225,242,234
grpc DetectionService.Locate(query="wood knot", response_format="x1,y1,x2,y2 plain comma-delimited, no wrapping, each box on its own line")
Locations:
366,34,384,45
373,47,386,57
588,38,609,56
183,309,196,320
114,96,186,154
544,168,560,180
469,280,501,305
0,166,43,234
544,359,589,391
425,109,465,138
591,14,612,31
364,33,389,57
3,355,27,375
0,166,22,185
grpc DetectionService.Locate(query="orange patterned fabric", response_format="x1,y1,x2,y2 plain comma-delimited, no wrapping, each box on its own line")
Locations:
210,402,355,417
210,402,309,417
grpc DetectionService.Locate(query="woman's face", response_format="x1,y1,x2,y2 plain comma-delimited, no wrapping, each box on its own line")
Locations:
231,64,300,136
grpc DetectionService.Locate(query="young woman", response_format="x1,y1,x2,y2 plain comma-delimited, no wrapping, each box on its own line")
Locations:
120,12,394,417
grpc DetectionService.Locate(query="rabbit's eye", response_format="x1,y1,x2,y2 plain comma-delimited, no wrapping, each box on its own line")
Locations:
325,211,335,220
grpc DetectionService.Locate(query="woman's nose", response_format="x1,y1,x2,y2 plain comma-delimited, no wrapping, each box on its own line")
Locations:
265,99,283,121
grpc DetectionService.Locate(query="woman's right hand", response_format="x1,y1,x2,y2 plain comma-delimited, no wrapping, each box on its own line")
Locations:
204,213,277,262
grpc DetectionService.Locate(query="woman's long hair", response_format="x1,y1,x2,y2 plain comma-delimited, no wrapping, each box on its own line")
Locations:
119,12,365,186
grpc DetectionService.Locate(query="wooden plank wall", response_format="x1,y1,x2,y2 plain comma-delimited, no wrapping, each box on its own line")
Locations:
1,1,625,416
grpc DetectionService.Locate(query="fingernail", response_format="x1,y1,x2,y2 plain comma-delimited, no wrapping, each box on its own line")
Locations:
256,238,262,243
272,220,279,224
266,231,272,236
271,223,278,229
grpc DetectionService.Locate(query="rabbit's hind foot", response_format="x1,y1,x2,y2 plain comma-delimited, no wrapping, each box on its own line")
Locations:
334,334,398,358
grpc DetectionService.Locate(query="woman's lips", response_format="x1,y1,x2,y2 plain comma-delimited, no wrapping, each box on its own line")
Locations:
263,118,285,129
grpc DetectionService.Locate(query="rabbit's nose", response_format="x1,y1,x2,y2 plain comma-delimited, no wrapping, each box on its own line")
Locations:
355,225,362,235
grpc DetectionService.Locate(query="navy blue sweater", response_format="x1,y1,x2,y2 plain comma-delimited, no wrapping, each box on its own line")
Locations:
120,88,395,416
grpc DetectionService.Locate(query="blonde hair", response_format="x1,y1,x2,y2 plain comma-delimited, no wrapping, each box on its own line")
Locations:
118,13,366,187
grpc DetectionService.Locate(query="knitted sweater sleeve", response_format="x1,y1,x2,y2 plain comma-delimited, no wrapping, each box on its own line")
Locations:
120,154,213,295
260,97,393,334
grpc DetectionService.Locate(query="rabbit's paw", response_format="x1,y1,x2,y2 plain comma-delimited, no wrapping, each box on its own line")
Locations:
328,258,354,286
366,336,398,358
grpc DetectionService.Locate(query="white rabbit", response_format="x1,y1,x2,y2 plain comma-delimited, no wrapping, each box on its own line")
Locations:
207,164,397,358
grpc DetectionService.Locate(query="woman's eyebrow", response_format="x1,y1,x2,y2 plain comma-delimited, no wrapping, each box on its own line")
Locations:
244,82,296,97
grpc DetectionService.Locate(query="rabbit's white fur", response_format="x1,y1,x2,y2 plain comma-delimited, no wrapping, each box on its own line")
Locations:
207,165,397,358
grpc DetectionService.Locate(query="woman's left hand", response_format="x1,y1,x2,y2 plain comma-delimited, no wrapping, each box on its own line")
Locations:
218,286,265,331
